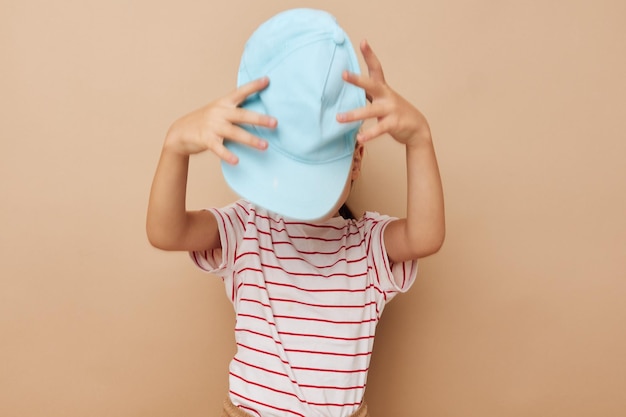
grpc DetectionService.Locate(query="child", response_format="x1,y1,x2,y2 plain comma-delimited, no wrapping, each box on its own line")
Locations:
147,8,444,417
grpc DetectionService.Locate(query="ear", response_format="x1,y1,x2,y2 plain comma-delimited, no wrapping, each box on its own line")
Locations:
350,143,364,181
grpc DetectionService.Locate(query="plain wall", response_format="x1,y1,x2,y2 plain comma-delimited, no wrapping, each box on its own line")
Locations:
1,0,625,416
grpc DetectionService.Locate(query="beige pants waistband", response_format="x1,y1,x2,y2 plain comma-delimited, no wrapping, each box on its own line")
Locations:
221,397,369,417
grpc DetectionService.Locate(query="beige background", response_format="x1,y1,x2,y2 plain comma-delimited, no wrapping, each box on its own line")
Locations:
2,0,625,416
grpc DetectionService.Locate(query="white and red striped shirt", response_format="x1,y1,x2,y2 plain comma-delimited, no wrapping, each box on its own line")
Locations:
191,200,417,417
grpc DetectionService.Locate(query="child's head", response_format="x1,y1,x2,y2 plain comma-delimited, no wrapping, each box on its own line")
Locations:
221,8,366,221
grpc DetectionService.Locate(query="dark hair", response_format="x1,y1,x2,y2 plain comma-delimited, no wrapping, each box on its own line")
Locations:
338,203,356,220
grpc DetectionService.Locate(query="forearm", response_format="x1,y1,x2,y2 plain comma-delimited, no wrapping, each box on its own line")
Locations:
384,130,445,262
146,144,191,249
404,135,445,256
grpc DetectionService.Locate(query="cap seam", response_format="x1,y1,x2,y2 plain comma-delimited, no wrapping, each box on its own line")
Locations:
247,32,347,77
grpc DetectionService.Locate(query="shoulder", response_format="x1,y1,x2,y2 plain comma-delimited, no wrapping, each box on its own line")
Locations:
358,211,397,230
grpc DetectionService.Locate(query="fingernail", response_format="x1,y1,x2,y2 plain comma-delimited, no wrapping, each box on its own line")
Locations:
337,113,346,122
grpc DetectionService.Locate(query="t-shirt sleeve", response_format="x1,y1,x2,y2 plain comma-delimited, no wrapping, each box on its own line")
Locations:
189,200,251,276
362,212,418,297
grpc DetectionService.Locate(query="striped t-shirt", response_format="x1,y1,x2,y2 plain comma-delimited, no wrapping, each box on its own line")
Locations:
191,200,418,417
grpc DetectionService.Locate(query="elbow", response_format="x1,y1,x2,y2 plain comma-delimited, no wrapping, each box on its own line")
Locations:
147,234,179,252
388,219,445,262
147,233,165,250
416,236,445,259
408,227,446,260
426,233,445,257
146,222,176,251
146,228,165,250
423,220,446,257
428,225,446,256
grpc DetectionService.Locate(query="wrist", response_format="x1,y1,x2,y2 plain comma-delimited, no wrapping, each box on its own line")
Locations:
162,121,192,156
405,126,433,149
162,134,189,158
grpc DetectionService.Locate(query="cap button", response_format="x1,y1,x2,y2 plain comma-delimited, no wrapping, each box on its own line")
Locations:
333,28,345,44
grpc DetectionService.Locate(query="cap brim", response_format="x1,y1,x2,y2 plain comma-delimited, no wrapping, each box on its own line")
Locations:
222,140,352,221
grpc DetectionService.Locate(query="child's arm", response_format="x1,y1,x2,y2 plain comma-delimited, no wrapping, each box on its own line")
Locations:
146,77,276,251
338,40,445,262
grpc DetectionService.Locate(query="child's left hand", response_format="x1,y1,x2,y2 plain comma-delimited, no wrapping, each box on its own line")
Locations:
337,40,432,148
337,40,445,262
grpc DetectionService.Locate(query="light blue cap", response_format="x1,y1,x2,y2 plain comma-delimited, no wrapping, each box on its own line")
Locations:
221,8,366,220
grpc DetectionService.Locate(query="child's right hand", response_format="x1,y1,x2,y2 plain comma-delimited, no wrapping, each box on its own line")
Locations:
163,76,276,165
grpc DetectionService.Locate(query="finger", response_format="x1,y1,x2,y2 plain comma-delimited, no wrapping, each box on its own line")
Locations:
342,70,377,91
227,76,270,106
360,40,385,82
227,107,277,129
210,123,268,165
356,119,394,143
337,102,388,124
342,71,383,101
210,141,239,165
218,123,269,151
